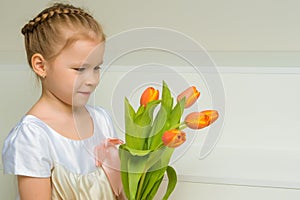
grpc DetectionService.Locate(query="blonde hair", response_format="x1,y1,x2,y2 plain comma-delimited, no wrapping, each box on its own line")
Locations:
21,3,105,68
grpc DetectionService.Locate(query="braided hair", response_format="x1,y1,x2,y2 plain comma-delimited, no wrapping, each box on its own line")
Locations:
22,3,105,68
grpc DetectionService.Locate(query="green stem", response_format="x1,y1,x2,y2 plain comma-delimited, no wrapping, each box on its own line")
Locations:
136,172,146,200
179,124,187,130
169,121,185,130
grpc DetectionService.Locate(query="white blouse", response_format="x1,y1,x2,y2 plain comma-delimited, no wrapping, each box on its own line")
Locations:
2,105,117,200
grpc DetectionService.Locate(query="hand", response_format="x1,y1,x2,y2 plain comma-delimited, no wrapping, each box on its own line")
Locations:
94,138,124,198
94,138,123,167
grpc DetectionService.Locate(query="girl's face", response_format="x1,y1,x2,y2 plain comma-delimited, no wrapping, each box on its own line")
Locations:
43,39,105,108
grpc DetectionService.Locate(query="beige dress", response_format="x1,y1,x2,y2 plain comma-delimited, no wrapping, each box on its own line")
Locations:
2,106,117,200
51,164,115,199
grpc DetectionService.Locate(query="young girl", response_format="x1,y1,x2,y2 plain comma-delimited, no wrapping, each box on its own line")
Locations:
2,3,124,200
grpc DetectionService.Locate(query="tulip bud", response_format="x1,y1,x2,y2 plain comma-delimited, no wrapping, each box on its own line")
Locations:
185,110,219,129
162,129,186,148
177,86,200,108
140,87,159,107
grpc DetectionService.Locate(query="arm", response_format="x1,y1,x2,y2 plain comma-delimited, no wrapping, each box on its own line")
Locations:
17,176,51,200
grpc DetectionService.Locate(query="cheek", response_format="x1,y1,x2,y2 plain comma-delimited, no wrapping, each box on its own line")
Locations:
96,73,101,84
71,74,83,87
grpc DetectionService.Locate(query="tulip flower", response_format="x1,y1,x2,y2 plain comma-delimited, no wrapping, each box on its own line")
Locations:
177,86,200,108
162,129,186,148
140,87,159,107
185,110,219,129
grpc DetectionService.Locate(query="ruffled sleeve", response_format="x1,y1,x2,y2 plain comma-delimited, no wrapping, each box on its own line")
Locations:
2,121,52,177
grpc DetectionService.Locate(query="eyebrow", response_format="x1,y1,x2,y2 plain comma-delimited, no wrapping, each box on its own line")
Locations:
80,61,103,67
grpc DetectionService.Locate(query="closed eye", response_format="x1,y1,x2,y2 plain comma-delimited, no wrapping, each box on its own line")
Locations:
73,67,86,72
94,65,101,70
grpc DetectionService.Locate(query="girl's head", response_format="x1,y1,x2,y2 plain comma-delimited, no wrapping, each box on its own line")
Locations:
21,3,105,69
21,3,106,107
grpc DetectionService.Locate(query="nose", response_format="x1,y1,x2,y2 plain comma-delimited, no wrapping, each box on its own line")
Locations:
85,70,100,86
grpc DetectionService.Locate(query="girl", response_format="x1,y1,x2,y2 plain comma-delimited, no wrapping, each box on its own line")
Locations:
2,3,124,200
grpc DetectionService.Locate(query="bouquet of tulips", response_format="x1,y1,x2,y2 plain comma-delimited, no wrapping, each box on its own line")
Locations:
119,81,219,200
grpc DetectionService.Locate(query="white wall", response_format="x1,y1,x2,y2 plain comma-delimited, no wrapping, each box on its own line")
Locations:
1,0,300,66
1,0,300,199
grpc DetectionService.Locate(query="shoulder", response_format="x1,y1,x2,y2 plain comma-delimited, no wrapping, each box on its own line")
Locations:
3,115,51,145
2,116,52,177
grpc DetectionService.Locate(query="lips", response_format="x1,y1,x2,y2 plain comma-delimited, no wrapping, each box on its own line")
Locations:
78,91,92,95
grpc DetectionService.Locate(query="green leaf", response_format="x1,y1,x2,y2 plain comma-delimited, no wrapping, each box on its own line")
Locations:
140,147,174,199
147,176,164,200
135,100,160,126
135,105,145,118
162,166,177,200
147,81,177,150
144,146,168,171
128,156,148,200
122,144,152,156
120,145,150,200
148,119,170,150
140,171,157,198
142,169,165,200
125,97,136,115
132,100,161,149
124,97,136,133
161,81,173,113
125,99,161,150
147,106,172,150
169,97,185,126
148,106,167,137
153,147,174,170
124,98,139,148
125,135,146,150
119,145,130,198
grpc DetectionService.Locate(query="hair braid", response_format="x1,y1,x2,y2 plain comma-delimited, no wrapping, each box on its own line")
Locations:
21,3,94,35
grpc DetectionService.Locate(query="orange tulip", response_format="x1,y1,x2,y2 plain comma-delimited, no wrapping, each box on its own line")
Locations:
140,87,159,107
185,110,219,129
162,129,186,148
177,86,200,108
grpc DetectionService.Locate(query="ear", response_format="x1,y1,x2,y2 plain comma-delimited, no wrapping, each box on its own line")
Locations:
31,53,47,78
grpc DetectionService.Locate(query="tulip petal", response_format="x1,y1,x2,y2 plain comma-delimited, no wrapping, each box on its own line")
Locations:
177,86,200,108
140,87,159,107
185,110,219,129
162,129,186,148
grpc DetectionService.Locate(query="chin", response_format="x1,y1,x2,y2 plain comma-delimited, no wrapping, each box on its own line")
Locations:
72,100,89,108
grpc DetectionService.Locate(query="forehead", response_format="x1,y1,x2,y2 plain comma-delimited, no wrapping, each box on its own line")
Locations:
83,41,105,64
53,39,105,66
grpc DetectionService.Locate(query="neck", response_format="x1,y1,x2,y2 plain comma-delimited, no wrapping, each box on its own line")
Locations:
38,89,85,116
